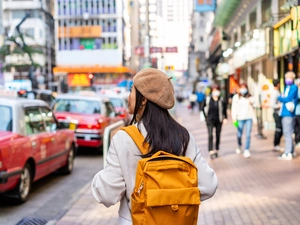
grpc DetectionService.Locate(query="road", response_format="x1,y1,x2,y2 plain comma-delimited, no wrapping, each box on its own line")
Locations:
0,149,103,225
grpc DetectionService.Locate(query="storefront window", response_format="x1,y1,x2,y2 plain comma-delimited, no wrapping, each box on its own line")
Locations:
262,0,271,25
241,23,246,40
250,9,257,31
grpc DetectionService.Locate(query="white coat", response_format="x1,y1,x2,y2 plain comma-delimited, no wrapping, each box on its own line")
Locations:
91,123,218,225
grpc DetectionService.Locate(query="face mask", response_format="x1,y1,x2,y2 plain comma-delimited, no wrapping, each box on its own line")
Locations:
285,78,293,85
212,91,220,97
240,89,248,95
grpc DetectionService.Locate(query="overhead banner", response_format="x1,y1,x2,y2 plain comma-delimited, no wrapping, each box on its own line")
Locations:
194,0,216,12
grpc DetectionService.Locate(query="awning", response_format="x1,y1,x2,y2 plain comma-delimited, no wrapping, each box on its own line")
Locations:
213,0,241,27
53,66,135,75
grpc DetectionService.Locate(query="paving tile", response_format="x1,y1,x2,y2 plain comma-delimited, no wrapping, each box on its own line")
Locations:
55,105,300,225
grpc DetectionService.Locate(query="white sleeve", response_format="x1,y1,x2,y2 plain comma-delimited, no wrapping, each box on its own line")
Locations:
91,132,126,207
190,135,218,201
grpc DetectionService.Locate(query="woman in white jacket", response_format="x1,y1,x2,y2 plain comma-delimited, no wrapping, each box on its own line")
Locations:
231,83,255,158
91,68,218,225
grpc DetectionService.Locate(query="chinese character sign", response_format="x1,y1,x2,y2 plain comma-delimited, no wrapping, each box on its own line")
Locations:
195,0,216,12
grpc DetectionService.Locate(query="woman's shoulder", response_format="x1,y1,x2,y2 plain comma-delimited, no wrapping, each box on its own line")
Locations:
185,132,199,158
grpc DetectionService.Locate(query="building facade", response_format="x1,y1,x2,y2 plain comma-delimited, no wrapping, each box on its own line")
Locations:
2,0,55,89
53,0,134,92
210,0,300,129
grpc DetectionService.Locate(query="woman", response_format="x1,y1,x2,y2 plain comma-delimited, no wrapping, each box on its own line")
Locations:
203,85,227,159
91,68,218,225
231,83,254,158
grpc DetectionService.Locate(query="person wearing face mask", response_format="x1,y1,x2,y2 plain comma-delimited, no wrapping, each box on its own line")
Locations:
277,71,298,160
231,83,254,158
91,68,218,224
203,84,227,159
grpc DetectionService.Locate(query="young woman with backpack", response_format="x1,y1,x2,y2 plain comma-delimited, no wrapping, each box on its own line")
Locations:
91,68,218,225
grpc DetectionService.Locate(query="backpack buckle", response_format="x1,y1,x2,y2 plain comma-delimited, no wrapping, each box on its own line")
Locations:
171,205,179,211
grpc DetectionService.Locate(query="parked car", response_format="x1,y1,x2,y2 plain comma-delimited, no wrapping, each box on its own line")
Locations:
0,94,77,203
51,94,121,149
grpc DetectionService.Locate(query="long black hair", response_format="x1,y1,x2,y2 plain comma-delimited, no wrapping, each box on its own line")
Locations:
130,87,190,157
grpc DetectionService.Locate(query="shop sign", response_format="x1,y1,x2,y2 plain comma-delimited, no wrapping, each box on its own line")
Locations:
68,74,90,87
58,26,102,38
194,0,216,12
165,47,178,53
150,47,163,53
209,30,220,55
232,30,266,69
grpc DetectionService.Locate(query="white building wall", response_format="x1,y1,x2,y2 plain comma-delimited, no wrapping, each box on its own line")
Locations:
155,0,193,71
55,0,125,67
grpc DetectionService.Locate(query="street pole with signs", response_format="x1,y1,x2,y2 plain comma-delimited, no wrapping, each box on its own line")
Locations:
0,0,4,85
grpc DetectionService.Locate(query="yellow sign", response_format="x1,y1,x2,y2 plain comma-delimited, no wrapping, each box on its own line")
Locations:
68,74,91,87
58,26,102,38
165,66,174,70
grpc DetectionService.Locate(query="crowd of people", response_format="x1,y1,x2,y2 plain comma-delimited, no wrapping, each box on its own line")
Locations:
187,71,300,160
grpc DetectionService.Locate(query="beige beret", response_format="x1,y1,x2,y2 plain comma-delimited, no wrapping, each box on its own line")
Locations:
133,68,175,109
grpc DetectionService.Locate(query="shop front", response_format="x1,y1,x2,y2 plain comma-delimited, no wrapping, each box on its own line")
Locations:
274,7,300,83
230,28,275,129
53,66,135,93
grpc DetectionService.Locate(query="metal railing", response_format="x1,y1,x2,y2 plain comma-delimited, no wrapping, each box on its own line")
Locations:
103,120,125,167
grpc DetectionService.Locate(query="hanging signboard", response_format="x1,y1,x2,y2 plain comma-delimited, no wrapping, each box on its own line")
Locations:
194,0,216,12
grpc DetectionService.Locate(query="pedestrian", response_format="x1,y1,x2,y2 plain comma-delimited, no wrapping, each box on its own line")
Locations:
188,90,197,113
91,68,218,225
277,71,298,160
294,78,300,149
231,83,255,158
203,84,227,159
270,79,283,151
196,88,205,111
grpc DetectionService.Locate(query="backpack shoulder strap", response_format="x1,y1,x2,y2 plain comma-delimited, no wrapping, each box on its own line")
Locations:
121,125,149,155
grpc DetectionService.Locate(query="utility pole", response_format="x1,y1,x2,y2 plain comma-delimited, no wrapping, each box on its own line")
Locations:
144,0,150,66
0,0,4,85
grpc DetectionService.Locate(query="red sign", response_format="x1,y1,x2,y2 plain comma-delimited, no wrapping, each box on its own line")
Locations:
135,46,144,56
165,47,178,53
209,30,220,54
150,47,163,53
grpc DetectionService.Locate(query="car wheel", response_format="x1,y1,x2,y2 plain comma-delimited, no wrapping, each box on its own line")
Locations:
12,163,32,203
60,145,75,175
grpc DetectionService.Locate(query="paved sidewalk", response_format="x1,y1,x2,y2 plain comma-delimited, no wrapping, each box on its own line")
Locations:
54,104,300,225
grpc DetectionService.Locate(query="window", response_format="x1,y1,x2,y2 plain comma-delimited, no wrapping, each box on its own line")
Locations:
105,102,115,118
40,107,58,132
249,9,257,31
262,0,271,24
200,36,203,42
24,107,45,135
53,99,101,114
241,23,246,38
109,98,124,107
0,106,12,132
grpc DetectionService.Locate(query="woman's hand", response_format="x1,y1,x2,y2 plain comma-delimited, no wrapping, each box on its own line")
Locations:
223,119,228,125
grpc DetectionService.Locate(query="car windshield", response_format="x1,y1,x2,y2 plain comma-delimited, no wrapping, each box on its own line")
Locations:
0,105,13,131
53,99,101,114
110,98,124,108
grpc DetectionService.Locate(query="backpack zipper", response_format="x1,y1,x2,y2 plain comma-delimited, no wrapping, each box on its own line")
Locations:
137,181,144,195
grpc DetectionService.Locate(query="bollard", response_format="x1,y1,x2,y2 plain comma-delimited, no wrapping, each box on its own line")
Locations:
103,120,125,168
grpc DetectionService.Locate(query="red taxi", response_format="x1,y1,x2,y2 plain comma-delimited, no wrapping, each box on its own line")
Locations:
52,94,120,149
100,93,131,125
0,96,77,203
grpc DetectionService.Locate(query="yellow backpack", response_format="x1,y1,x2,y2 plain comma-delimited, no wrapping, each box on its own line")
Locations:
122,125,201,225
